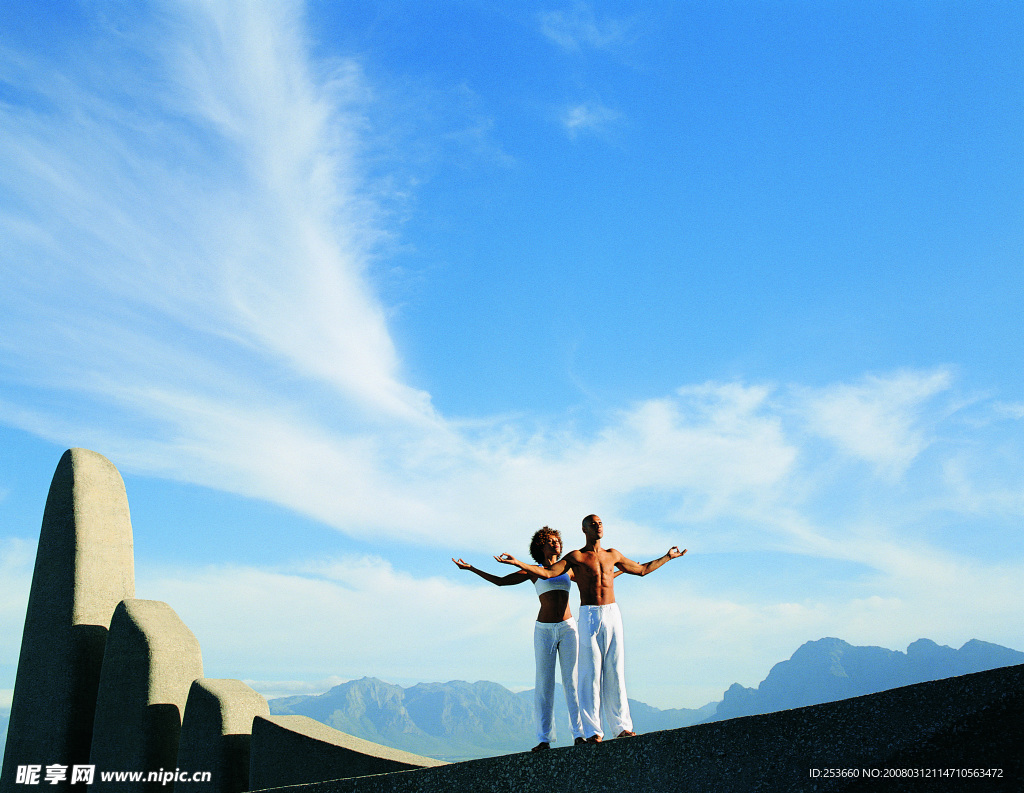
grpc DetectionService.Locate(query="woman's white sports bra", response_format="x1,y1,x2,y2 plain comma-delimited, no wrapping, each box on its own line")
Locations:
534,572,571,595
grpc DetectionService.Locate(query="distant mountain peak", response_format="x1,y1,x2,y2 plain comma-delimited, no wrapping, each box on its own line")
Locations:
711,637,1023,723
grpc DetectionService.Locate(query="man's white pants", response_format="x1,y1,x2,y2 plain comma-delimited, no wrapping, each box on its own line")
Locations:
533,618,584,743
578,603,632,739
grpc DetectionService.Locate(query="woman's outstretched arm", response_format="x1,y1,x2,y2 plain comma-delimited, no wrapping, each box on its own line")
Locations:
452,557,531,586
494,553,569,579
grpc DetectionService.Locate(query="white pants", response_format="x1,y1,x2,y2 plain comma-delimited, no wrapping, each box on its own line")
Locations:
578,603,632,739
534,618,585,743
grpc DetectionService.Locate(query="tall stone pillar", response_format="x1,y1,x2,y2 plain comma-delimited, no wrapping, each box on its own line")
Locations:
1,449,135,792
88,599,204,793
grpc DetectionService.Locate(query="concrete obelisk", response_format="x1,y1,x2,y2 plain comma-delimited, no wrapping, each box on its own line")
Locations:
88,599,203,793
1,449,135,792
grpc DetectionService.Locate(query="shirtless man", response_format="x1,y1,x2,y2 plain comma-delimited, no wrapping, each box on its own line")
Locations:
496,514,685,742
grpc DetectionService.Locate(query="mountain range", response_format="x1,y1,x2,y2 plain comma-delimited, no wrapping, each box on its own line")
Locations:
269,677,715,761
268,637,1023,761
710,637,1024,721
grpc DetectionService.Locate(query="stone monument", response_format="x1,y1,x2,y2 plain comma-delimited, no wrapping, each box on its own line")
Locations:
1,449,135,793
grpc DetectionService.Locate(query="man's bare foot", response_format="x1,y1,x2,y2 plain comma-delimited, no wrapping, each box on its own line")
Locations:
586,735,602,743
616,730,637,738
531,742,550,752
574,737,587,745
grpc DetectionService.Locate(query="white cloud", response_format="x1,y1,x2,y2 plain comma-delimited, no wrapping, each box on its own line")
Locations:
539,4,632,52
0,0,431,425
993,401,1024,420
136,554,810,706
0,539,34,663
939,455,1024,517
243,676,350,701
3,3,804,559
561,102,620,137
624,538,1024,705
132,541,1024,710
139,555,540,690
796,369,953,477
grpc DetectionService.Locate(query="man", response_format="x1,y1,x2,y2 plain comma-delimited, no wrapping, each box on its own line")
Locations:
496,514,686,742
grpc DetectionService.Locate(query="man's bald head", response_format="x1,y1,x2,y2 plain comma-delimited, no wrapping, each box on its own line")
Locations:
582,515,604,542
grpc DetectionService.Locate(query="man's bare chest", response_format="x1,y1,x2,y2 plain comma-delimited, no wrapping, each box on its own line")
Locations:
575,550,616,578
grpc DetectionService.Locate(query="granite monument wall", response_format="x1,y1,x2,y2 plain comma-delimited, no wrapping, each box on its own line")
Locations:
0,450,442,793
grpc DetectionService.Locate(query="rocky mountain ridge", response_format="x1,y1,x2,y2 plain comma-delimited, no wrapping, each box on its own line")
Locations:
710,637,1024,721
268,637,1022,761
269,677,715,761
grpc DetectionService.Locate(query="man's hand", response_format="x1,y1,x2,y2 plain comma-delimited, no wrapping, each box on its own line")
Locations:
625,546,688,576
452,558,472,570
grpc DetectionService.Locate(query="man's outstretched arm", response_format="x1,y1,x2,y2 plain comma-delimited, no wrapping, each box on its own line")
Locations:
452,558,531,586
615,546,686,576
494,553,569,579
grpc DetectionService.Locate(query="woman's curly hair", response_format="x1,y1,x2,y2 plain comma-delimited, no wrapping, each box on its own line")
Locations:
529,526,562,564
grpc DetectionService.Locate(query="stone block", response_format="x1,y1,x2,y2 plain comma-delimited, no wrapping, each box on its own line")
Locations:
175,679,269,793
89,600,204,793
249,715,445,789
1,449,134,793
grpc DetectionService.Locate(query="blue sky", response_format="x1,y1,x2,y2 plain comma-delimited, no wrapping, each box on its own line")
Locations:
1,0,1023,720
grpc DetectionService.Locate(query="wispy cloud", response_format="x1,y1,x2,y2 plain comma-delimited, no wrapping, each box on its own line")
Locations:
993,401,1024,420
0,539,34,664
539,3,632,52
0,73,1019,559
135,539,1024,707
242,676,350,702
140,554,542,689
0,0,430,427
561,102,620,138
796,369,953,478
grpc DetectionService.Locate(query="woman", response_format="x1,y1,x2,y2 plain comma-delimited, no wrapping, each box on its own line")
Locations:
452,526,585,751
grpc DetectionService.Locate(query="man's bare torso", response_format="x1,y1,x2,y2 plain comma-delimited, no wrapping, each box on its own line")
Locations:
567,546,620,605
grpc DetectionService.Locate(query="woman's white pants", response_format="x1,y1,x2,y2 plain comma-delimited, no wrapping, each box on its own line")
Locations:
534,617,585,743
